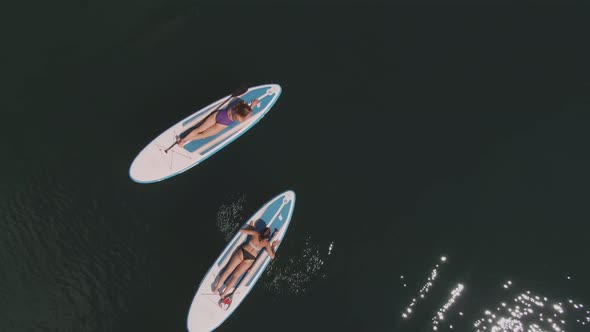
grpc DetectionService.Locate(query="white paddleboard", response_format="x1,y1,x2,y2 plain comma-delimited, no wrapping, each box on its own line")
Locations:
187,190,296,332
129,84,282,183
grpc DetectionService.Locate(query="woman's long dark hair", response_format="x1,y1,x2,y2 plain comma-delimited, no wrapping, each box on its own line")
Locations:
258,227,271,241
233,100,253,117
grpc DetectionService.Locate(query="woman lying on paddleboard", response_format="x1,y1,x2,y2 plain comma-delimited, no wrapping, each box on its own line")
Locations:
213,225,279,300
177,98,260,147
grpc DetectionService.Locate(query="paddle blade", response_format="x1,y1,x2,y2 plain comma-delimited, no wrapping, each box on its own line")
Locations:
232,85,248,97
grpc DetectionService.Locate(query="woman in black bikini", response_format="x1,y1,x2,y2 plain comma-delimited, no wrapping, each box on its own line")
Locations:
212,224,279,299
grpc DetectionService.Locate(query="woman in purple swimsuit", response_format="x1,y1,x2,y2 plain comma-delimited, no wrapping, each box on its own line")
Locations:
177,98,259,148
212,224,279,300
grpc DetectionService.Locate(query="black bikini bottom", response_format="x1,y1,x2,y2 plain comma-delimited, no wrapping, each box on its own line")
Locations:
241,247,256,261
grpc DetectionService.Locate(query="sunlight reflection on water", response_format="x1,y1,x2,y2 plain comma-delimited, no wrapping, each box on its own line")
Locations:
400,255,589,332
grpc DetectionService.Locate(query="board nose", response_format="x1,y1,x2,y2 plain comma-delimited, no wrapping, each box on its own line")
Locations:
283,190,295,202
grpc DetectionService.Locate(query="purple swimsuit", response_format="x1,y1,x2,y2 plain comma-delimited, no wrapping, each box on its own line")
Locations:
215,98,245,126
215,108,235,126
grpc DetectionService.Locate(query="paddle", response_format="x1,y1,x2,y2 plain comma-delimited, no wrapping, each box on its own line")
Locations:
164,85,249,153
218,228,278,311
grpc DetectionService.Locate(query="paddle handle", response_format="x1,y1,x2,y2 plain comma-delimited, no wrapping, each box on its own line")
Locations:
164,140,178,153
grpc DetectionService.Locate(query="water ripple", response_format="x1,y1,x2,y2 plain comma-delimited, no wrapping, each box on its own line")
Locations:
264,234,334,296
0,172,149,332
215,193,247,241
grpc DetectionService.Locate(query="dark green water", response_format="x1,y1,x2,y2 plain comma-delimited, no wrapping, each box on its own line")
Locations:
3,2,590,331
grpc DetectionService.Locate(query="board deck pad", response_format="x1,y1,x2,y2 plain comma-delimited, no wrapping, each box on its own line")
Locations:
186,191,296,332
129,84,282,183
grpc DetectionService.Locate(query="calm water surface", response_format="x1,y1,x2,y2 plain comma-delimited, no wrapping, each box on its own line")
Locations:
2,2,590,332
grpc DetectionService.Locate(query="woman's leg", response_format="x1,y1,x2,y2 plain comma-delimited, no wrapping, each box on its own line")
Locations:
178,112,217,147
220,260,254,298
213,249,244,293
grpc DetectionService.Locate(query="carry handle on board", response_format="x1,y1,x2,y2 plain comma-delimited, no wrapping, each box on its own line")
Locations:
219,228,279,311
164,85,249,153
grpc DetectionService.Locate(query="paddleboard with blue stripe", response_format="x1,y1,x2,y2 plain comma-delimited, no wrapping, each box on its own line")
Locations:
129,84,282,183
187,190,296,332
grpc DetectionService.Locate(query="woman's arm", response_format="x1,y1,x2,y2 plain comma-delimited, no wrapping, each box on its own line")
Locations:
265,240,279,259
239,228,258,236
